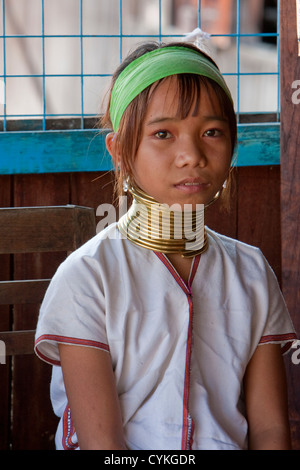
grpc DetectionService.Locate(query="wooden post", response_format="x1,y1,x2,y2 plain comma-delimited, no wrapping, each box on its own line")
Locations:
0,176,12,450
280,0,300,449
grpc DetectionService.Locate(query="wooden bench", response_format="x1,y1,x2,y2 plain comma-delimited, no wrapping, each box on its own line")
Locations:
0,205,96,449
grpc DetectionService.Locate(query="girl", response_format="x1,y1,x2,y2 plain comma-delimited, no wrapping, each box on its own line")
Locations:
35,41,297,450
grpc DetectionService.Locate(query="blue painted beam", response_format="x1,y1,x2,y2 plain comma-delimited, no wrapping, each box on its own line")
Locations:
0,129,111,174
234,123,280,167
0,123,280,175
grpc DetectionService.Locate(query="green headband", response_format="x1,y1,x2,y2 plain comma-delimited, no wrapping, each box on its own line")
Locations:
110,46,233,131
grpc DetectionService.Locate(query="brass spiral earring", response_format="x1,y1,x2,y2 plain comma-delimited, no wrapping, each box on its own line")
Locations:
205,190,221,208
205,180,227,209
123,177,129,193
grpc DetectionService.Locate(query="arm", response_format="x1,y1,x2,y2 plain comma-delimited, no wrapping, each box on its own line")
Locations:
244,343,292,450
58,344,127,450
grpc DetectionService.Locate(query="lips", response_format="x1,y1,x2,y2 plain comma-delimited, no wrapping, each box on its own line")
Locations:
174,177,211,194
175,177,210,186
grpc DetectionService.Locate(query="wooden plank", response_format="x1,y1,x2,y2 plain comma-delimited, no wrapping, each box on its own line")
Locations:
0,125,280,175
237,166,281,280
11,173,70,450
0,205,96,254
280,0,300,450
0,330,35,355
0,280,50,305
70,171,115,224
205,167,238,239
70,171,115,208
0,175,12,450
70,171,121,238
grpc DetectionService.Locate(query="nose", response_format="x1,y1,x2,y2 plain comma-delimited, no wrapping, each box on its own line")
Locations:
175,136,207,168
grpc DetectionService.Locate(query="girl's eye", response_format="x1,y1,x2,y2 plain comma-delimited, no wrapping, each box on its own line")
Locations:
155,130,172,139
204,129,223,137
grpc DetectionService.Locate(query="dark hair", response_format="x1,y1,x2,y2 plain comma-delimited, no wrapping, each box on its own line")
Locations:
100,41,237,208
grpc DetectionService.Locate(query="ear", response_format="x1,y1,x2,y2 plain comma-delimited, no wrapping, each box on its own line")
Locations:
105,132,121,168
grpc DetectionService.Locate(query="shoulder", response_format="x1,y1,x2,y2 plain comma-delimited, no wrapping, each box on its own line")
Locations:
204,228,296,348
49,222,126,284
63,222,122,263
206,226,264,262
205,227,277,284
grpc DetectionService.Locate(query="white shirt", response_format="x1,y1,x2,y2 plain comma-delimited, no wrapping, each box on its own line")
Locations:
35,224,296,450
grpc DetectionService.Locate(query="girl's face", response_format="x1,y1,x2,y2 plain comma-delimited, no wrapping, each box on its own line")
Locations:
131,76,232,209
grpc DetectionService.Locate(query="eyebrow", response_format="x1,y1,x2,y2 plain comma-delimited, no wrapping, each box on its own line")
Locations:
146,115,229,126
202,115,229,123
146,116,179,126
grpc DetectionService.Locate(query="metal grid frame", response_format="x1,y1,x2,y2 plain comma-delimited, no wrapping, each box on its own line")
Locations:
0,0,281,173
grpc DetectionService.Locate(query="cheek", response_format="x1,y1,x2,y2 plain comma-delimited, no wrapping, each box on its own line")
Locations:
212,162,232,189
216,146,232,174
134,144,167,174
132,155,152,187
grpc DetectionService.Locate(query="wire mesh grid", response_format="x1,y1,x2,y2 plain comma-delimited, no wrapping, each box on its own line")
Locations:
0,0,280,132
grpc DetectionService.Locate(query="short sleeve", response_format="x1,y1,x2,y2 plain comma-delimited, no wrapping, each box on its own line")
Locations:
34,249,109,366
258,254,297,354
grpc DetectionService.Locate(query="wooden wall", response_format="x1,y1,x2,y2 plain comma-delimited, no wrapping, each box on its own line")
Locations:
280,0,300,450
0,165,286,449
